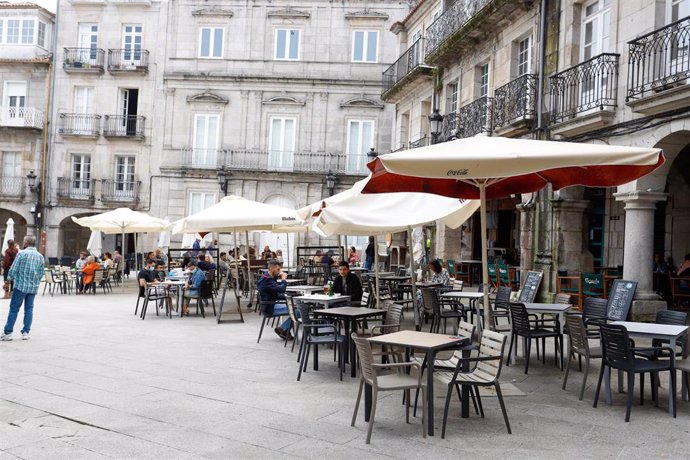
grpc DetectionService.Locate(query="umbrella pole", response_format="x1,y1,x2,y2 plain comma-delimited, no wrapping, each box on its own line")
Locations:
408,226,418,327
121,228,125,292
374,235,380,308
480,182,491,333
246,230,254,309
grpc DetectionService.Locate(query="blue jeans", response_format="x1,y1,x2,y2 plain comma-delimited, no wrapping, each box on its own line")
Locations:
4,288,35,335
364,257,374,271
271,304,292,331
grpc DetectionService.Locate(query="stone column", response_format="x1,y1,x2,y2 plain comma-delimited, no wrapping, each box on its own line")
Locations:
614,191,668,320
551,198,592,273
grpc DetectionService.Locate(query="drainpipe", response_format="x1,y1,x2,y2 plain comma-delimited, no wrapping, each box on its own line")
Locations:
536,0,549,138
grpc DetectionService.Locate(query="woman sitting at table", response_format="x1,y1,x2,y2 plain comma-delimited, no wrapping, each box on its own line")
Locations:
103,252,114,268
428,259,451,286
80,256,102,294
348,246,359,265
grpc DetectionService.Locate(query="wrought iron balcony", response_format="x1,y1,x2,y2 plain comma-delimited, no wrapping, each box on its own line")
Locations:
101,179,140,203
108,49,150,73
493,74,538,129
103,115,145,139
628,16,690,100
382,38,434,100
63,47,105,73
58,113,101,137
440,112,458,142
57,178,96,201
457,97,492,138
0,177,26,198
0,106,44,129
425,0,523,66
408,135,429,149
549,53,619,125
169,149,369,175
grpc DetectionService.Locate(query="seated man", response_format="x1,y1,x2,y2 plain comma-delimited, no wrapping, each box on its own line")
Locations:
138,259,172,311
332,261,363,306
154,248,168,267
218,252,230,277
196,254,214,271
182,261,206,316
257,259,293,340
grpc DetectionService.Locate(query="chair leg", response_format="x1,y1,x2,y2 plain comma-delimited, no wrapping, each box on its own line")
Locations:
210,297,216,316
468,385,480,415
625,372,635,422
351,379,363,426
421,385,427,439
366,389,378,444
593,364,605,408
524,339,531,374
494,383,512,434
339,342,343,381
442,383,454,439
505,332,514,367
405,389,410,423
542,337,546,364
134,296,141,316
671,368,677,418
298,343,310,381
579,357,590,401
640,373,645,406
562,350,573,391
475,386,484,418
257,317,267,343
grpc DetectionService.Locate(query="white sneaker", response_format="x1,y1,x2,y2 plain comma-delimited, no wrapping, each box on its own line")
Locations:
21,332,30,340
0,333,12,341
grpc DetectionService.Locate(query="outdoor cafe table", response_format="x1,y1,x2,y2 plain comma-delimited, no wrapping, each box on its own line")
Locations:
314,306,387,377
159,280,187,314
294,293,351,308
440,291,484,330
607,321,689,414
368,330,473,436
284,278,306,285
286,285,325,295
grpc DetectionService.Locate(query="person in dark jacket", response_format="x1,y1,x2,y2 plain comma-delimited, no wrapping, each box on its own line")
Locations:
257,259,293,340
332,261,363,306
364,236,375,271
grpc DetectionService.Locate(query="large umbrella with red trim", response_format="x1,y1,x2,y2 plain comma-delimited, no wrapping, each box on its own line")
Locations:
362,136,665,331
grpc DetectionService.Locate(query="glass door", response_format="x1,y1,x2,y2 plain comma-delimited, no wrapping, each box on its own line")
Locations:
71,154,91,197
3,82,26,126
347,120,374,173
269,117,295,171
115,156,135,199
580,0,611,106
122,24,142,66
1,152,21,195
193,114,219,167
78,23,98,64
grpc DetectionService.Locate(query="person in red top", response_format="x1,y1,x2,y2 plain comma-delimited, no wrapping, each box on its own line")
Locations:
79,256,102,294
3,239,18,298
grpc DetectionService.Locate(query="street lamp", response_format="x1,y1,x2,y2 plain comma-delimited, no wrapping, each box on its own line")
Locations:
367,147,378,160
326,170,336,196
428,109,444,144
26,170,42,240
217,166,229,196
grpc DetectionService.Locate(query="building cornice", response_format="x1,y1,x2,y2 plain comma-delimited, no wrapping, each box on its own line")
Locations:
191,7,234,18
340,95,384,109
267,7,310,19
186,90,229,104
344,9,389,21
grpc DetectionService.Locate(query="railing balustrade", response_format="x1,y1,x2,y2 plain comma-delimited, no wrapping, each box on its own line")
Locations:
425,0,493,59
108,49,150,72
0,177,25,197
101,179,140,202
57,178,96,200
63,47,105,70
0,106,44,129
493,74,538,129
382,37,426,94
549,53,619,124
456,96,492,138
103,115,145,138
628,16,690,100
58,113,101,136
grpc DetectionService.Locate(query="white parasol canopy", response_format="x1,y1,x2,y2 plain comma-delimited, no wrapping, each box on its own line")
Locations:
1,218,15,253
72,208,171,234
86,230,102,257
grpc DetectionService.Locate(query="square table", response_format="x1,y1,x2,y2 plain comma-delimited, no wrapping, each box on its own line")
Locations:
314,307,387,377
440,291,484,331
159,280,187,315
368,330,472,436
286,285,325,295
284,278,306,285
294,293,351,308
607,321,689,414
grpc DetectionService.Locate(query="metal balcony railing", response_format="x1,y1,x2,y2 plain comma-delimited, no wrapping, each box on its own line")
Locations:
108,49,150,73
549,53,620,124
382,37,426,94
408,135,429,149
493,74,538,129
0,106,44,129
440,112,458,142
57,178,96,200
101,179,140,202
63,47,105,71
456,96,492,138
58,113,101,136
103,115,145,138
628,15,690,100
0,177,25,197
171,149,370,175
425,0,493,59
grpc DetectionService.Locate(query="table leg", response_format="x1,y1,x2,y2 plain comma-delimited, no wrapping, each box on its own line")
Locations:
474,299,482,335
683,332,689,402
426,349,435,436
669,337,677,415
604,366,612,405
460,348,471,418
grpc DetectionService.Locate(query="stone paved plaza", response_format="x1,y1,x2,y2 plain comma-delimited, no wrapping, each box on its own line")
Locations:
1,282,690,459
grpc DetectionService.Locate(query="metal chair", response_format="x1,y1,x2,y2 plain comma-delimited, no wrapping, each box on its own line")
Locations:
593,323,676,422
562,313,602,400
506,303,563,374
296,303,345,382
423,288,464,334
350,333,426,444
438,329,511,437
256,290,286,343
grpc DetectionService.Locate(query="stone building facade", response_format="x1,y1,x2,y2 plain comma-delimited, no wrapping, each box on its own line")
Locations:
41,0,410,260
0,2,54,251
382,0,690,316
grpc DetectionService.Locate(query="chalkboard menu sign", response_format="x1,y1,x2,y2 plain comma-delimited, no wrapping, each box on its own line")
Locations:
518,271,543,303
606,280,637,321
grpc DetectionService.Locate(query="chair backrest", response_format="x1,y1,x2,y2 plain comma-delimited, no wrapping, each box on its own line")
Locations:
475,329,507,380
200,279,213,298
656,309,687,325
487,263,497,281
44,269,54,283
288,297,300,323
599,323,634,368
494,286,511,311
581,272,604,295
297,302,313,327
554,293,573,305
497,262,510,284
421,288,440,316
447,259,456,276
384,301,404,327
457,320,475,341
452,280,464,291
351,333,376,385
48,257,59,266
93,269,104,282
583,297,608,323
565,313,590,355
509,303,531,335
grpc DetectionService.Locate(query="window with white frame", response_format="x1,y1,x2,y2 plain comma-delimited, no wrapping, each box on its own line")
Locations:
670,0,690,22
275,29,300,60
193,114,220,167
582,0,610,60
269,117,296,170
432,7,442,22
516,36,531,76
71,154,91,192
115,156,136,195
199,27,223,58
477,63,490,97
21,19,33,44
7,19,20,44
37,21,46,48
189,192,216,215
1,151,21,195
352,30,378,63
446,81,459,114
347,120,374,173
